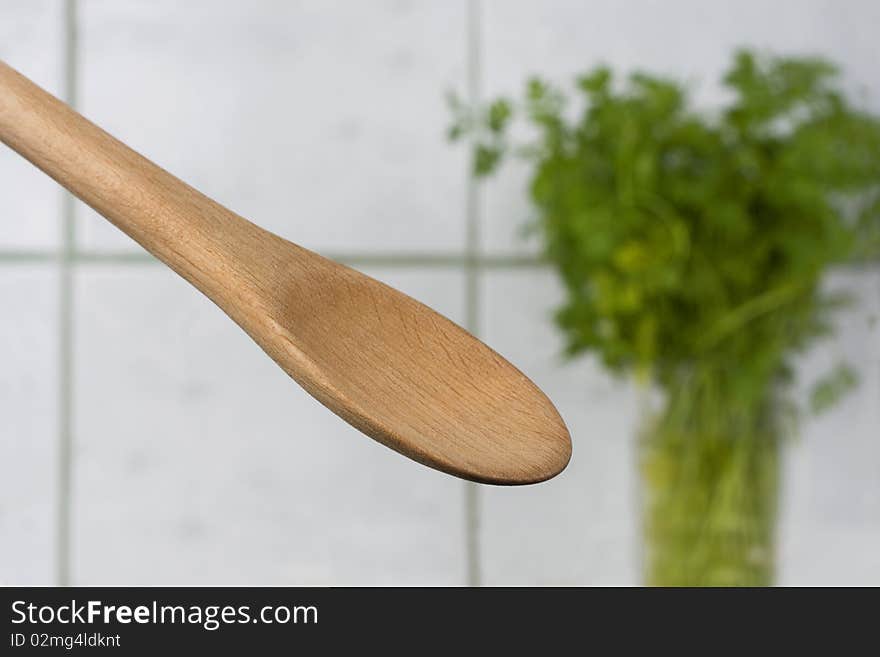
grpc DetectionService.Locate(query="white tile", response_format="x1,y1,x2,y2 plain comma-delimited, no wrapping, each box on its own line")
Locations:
481,0,880,255
479,269,639,585
0,266,58,585
779,269,880,585
72,263,466,584
76,0,468,254
0,0,64,250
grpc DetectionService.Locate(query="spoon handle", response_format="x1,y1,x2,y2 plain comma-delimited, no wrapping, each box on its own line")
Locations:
0,60,278,305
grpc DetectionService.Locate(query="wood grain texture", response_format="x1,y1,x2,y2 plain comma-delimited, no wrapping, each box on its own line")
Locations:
0,61,571,485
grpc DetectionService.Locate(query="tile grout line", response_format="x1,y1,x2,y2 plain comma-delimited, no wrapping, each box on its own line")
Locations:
0,251,58,263
0,250,548,268
56,0,78,587
463,0,483,588
2,248,877,271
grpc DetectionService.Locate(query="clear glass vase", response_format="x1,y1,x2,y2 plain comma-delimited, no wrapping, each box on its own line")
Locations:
639,377,781,586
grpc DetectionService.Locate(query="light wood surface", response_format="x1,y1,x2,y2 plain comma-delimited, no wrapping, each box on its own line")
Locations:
0,61,571,485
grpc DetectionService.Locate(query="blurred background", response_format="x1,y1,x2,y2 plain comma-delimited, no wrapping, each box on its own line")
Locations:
1,0,878,586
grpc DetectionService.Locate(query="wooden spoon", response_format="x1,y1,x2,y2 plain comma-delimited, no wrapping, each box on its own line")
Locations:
0,61,571,485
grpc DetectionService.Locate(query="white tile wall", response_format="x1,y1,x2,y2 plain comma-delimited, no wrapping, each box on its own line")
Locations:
75,0,468,254
0,0,64,250
1,0,878,586
479,268,880,586
71,265,466,584
479,269,640,585
780,270,880,585
0,267,57,585
481,0,880,255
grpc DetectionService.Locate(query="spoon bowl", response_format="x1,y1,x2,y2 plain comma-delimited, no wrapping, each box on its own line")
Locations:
263,250,571,483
